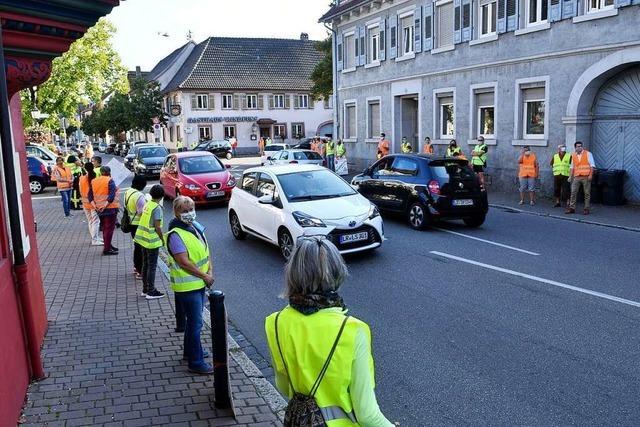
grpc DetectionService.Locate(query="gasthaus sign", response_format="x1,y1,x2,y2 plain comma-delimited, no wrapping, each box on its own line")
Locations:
187,116,258,123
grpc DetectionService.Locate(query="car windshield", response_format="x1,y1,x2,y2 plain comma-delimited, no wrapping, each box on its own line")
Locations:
295,151,322,160
178,156,223,174
139,147,168,158
279,169,356,202
265,145,284,152
429,160,475,180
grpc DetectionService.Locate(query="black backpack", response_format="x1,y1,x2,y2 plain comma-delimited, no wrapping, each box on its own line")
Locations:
120,191,138,233
275,311,349,427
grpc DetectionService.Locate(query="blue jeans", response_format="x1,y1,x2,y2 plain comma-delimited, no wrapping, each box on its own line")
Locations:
60,189,71,216
326,154,335,171
175,288,207,369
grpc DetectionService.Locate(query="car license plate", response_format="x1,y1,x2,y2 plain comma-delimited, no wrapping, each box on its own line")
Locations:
339,231,368,244
207,191,225,198
453,199,474,206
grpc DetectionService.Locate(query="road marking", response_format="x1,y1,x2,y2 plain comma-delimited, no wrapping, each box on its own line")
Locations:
434,227,540,256
32,196,59,200
430,251,640,308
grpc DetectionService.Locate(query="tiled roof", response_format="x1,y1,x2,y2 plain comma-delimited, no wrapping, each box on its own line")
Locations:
148,42,192,81
320,0,371,22
162,37,323,92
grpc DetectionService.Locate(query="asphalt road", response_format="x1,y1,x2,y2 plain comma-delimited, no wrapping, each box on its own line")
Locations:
38,154,640,425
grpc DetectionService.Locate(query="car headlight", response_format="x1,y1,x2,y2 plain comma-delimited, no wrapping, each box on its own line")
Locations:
368,204,380,219
138,163,146,169
227,176,236,187
292,211,326,228
184,184,200,191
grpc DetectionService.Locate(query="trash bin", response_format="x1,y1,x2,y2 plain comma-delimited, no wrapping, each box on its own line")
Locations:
598,169,626,206
590,168,603,204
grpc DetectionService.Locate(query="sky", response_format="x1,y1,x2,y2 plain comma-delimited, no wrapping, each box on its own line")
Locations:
107,0,331,71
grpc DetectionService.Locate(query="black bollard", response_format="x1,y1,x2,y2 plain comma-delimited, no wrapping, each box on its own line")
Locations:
208,290,232,409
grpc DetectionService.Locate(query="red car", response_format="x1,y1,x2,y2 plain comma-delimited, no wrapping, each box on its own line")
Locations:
160,152,236,204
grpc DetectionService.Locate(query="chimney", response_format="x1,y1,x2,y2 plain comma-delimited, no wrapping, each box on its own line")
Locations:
135,66,141,77
300,33,309,41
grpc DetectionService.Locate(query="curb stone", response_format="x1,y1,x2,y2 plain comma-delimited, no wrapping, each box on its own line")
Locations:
158,250,287,422
490,203,640,233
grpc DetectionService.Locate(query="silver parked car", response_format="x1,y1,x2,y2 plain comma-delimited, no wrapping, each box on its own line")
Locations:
265,149,325,166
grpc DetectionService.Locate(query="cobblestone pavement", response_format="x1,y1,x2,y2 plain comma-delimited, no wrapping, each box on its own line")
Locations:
22,198,280,426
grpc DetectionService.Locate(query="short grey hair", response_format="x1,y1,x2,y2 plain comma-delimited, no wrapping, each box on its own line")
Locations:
282,236,348,298
173,196,195,217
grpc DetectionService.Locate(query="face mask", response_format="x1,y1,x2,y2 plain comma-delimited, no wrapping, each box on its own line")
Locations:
525,151,531,156
560,147,566,152
180,210,197,224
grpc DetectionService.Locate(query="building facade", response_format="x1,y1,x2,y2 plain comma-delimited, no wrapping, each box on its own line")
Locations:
322,0,640,202
144,36,333,153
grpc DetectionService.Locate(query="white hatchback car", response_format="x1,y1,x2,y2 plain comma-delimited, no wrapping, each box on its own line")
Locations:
228,165,384,259
265,149,324,166
260,143,290,165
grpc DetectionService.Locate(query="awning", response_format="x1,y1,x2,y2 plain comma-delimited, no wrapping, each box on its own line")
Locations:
257,118,276,125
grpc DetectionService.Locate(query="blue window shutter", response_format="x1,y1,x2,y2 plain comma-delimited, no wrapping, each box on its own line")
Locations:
354,27,360,65
454,0,462,43
561,0,577,18
389,14,398,59
414,5,423,53
337,33,343,72
462,0,472,42
423,3,433,51
615,0,632,7
506,0,518,31
549,0,561,21
380,18,387,61
497,0,507,33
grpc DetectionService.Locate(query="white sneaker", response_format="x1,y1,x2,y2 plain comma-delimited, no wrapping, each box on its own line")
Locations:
91,241,103,246
140,292,147,297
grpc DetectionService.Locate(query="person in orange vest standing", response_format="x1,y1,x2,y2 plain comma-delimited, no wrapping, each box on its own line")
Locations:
566,141,596,215
377,133,390,159
89,166,120,255
422,136,434,154
518,146,539,205
78,162,102,246
51,156,74,217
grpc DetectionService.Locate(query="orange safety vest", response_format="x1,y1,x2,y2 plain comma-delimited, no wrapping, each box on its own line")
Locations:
53,166,73,190
572,150,592,177
78,175,93,210
519,153,538,178
91,176,120,211
378,139,390,156
423,143,434,154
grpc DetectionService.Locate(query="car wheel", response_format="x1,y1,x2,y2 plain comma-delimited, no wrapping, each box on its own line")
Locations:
407,202,428,230
278,228,294,260
463,214,486,228
226,152,232,160
29,178,44,194
229,211,246,240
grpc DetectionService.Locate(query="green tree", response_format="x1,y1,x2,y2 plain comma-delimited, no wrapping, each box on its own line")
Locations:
80,107,107,137
129,77,166,133
101,92,132,140
310,35,333,101
21,19,128,131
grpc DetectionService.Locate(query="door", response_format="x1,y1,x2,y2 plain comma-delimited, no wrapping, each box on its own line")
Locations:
366,157,397,210
161,156,178,197
253,172,280,242
236,172,258,231
260,126,271,139
388,156,420,211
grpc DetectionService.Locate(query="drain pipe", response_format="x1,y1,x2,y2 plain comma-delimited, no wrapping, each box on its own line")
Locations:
0,27,45,379
324,21,339,141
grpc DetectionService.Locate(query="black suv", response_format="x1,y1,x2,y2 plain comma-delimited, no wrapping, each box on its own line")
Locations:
193,140,233,160
133,145,169,177
351,154,488,229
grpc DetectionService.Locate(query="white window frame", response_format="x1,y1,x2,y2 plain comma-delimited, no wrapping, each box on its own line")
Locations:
468,82,498,145
274,94,285,109
526,0,548,27
342,29,357,73
479,0,497,37
292,123,305,139
198,125,212,141
222,94,233,110
298,94,309,109
274,124,287,139
399,11,415,57
366,96,382,142
370,29,380,64
343,100,357,142
246,94,258,109
512,76,549,146
195,93,209,110
586,0,614,12
223,125,236,139
433,87,456,141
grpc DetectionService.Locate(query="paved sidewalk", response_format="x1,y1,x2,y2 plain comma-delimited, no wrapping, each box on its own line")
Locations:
22,198,280,426
488,191,640,232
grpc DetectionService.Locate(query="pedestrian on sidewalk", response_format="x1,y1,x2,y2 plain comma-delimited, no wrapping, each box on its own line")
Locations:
134,184,166,299
78,162,102,246
52,156,73,218
446,140,462,157
566,141,595,215
230,136,238,157
550,144,571,207
89,166,120,255
124,175,147,279
165,196,214,374
518,146,539,205
258,137,265,156
471,136,488,187
325,138,336,171
92,156,102,177
423,136,434,154
377,133,390,159
265,236,393,426
401,137,413,153
67,155,83,211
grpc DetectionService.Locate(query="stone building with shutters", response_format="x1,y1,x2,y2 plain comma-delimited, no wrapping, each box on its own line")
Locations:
322,0,640,203
144,35,334,153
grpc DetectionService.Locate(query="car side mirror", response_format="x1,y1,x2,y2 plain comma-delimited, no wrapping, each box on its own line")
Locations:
266,156,273,161
258,194,274,205
225,164,231,169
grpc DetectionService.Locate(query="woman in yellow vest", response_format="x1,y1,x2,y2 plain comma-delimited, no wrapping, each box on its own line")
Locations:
265,236,393,426
78,162,102,246
165,196,214,374
124,175,148,279
518,146,539,205
133,184,166,300
549,144,571,207
51,156,73,217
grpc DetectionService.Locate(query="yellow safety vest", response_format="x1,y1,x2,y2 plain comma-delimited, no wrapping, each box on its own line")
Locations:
134,200,163,249
124,188,144,226
472,144,487,166
165,227,210,293
265,306,375,426
552,153,571,177
336,144,346,157
326,141,335,155
401,142,412,153
447,146,461,157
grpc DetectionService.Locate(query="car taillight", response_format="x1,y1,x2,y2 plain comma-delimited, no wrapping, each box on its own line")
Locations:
428,180,440,195
289,160,298,164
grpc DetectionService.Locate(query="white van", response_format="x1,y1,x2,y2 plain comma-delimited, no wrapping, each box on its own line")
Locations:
25,144,58,169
